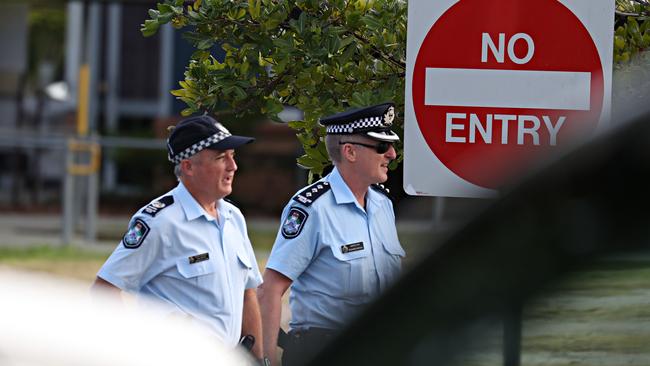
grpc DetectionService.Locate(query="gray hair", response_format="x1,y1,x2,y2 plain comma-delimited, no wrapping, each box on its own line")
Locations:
174,163,182,179
324,134,344,164
174,153,203,180
325,134,370,164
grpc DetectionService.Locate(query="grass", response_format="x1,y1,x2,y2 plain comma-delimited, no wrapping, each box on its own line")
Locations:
0,245,110,282
0,245,109,261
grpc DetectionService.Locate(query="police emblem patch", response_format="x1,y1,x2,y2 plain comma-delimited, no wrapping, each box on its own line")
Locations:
122,218,150,249
281,207,308,239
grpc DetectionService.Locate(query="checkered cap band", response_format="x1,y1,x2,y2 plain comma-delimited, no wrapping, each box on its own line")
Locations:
325,116,384,134
168,131,231,164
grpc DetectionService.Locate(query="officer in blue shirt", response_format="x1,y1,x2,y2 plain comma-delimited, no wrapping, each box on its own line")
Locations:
258,102,406,366
92,115,264,359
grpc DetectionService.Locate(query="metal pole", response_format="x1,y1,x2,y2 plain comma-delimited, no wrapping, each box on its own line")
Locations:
64,1,83,101
83,2,102,244
62,143,74,245
104,3,121,192
86,142,98,244
159,23,174,118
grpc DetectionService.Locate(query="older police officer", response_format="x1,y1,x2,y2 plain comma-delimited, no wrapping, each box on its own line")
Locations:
92,115,264,359
258,102,406,366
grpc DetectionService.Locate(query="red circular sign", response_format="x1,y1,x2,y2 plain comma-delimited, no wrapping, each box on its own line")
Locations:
412,0,604,189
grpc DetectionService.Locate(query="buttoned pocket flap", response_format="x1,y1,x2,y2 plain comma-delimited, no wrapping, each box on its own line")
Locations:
176,256,217,278
330,244,368,261
236,249,253,269
382,240,405,257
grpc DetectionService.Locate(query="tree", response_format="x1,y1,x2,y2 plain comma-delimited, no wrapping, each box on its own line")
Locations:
143,0,406,181
614,0,650,63
143,0,645,181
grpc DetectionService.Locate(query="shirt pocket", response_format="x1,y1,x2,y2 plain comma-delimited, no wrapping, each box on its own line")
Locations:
330,245,370,297
176,255,217,279
174,255,224,310
379,239,405,288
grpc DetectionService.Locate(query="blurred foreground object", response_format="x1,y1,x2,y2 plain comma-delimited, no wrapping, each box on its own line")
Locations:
0,269,252,366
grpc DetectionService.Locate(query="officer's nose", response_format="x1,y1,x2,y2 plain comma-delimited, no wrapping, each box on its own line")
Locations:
226,152,238,171
385,144,397,160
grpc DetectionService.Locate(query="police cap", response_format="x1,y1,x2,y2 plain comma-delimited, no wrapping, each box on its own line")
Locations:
166,115,254,164
319,102,399,142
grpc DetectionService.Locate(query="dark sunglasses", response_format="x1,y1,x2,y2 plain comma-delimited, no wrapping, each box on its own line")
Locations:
339,141,393,154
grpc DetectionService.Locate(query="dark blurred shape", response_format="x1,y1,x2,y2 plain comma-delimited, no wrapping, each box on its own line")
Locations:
303,110,650,366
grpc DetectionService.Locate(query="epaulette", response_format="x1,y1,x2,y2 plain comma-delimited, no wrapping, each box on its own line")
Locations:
371,183,393,201
293,181,331,206
142,195,174,217
223,197,238,207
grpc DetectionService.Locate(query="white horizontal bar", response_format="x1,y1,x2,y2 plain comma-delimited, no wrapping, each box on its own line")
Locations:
425,68,591,111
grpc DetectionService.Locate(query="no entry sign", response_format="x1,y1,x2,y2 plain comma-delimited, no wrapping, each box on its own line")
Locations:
404,0,614,197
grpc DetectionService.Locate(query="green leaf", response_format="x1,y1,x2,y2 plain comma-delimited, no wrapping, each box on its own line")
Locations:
298,11,307,34
248,0,261,19
643,33,650,48
614,35,626,51
297,154,322,169
237,8,247,20
148,9,160,19
170,88,186,97
196,38,214,50
141,19,160,37
288,120,307,129
361,14,382,31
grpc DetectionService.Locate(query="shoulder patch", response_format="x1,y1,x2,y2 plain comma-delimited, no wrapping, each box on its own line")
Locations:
371,183,393,200
142,195,174,217
122,218,150,249
281,207,309,239
292,181,331,207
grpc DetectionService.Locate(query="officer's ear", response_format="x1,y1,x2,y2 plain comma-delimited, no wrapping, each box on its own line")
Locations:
341,143,357,163
179,158,194,176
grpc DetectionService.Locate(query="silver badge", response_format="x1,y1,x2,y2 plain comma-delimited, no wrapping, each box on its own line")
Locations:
214,122,231,134
383,106,395,126
151,201,166,209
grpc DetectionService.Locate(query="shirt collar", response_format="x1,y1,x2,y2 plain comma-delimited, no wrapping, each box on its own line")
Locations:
174,181,230,222
328,166,356,205
328,166,381,212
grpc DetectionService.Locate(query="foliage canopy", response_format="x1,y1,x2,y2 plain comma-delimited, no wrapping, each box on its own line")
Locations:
144,0,646,180
144,0,405,181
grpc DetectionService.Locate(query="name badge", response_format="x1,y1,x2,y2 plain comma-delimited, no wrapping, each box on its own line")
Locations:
341,242,364,253
189,252,209,264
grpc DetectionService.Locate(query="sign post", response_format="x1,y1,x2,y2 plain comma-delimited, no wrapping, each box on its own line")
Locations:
404,0,614,197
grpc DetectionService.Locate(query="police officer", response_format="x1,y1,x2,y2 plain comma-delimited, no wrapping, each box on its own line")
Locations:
258,102,406,365
92,115,264,359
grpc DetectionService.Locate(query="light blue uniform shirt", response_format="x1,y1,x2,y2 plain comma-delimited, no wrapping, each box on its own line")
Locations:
266,167,405,330
98,182,262,347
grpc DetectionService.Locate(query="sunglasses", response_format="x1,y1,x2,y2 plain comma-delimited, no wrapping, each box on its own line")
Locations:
339,141,393,154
